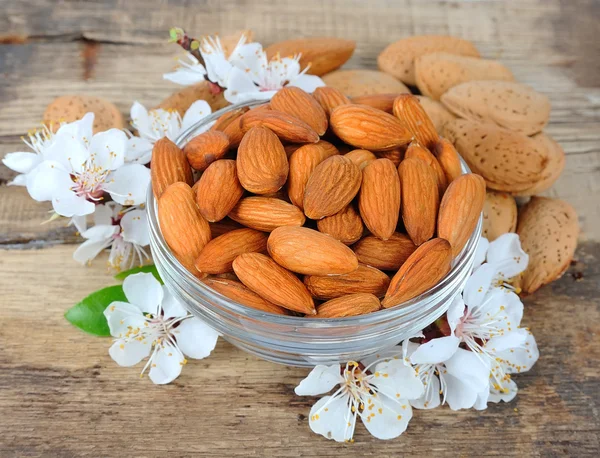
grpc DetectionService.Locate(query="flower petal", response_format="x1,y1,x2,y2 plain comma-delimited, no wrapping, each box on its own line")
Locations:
487,233,529,279
410,375,441,410
52,189,96,217
464,263,497,308
488,378,518,403
181,100,212,132
148,342,184,384
130,102,151,137
161,286,188,319
109,338,152,367
229,42,266,83
8,174,27,186
444,373,479,411
495,329,539,373
122,272,164,315
89,129,127,171
80,224,118,241
308,394,354,442
485,330,528,354
409,336,460,365
26,160,72,202
69,214,88,233
125,135,153,164
447,295,466,334
93,203,116,226
444,348,491,394
373,359,425,401
56,112,94,146
2,152,41,174
362,395,413,440
173,317,219,359
163,68,207,86
288,74,326,93
43,134,90,174
105,164,151,206
224,67,261,104
103,301,147,338
295,365,343,396
73,238,111,265
120,209,149,246
474,237,489,267
477,289,524,332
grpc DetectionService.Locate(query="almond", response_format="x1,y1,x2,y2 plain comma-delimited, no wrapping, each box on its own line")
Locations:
443,120,547,192
157,81,228,116
315,293,381,318
398,157,439,245
240,109,319,143
265,37,355,76
393,94,439,150
316,204,364,245
350,93,400,114
203,278,287,315
195,228,268,274
44,95,124,133
210,218,244,238
267,226,358,275
382,238,452,307
322,69,410,98
237,125,289,194
441,81,551,136
516,197,579,294
233,253,315,314
271,87,328,135
374,148,404,167
151,137,193,198
303,155,362,219
210,107,248,133
312,87,351,116
344,149,377,170
304,264,390,300
287,143,339,209
377,35,480,86
195,159,244,222
228,197,305,232
184,131,230,171
358,158,401,240
482,191,517,241
330,104,413,151
416,96,456,132
433,138,463,184
222,114,245,148
437,174,486,257
405,142,447,195
415,53,515,100
158,182,211,274
351,232,416,271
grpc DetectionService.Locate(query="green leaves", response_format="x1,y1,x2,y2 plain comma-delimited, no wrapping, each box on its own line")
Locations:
114,264,162,284
65,285,127,336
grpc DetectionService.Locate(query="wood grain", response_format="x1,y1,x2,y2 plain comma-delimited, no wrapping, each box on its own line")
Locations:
0,0,599,455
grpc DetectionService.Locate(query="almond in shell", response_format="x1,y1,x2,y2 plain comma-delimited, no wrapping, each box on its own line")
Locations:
304,264,390,300
151,137,193,198
44,95,123,133
312,86,351,116
322,69,410,98
240,109,319,143
352,232,416,271
482,191,517,241
228,197,305,232
317,204,364,245
184,131,230,171
271,87,328,135
314,293,381,318
157,81,228,116
203,278,287,315
393,94,440,150
195,159,244,222
416,96,456,132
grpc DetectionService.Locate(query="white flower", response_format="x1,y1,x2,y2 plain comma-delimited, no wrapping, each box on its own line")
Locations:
73,202,150,271
104,273,219,384
128,99,213,164
163,53,208,86
295,359,424,442
25,113,150,217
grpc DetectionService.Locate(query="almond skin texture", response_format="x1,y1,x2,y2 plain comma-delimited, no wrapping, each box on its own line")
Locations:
352,232,417,271
195,228,268,274
416,96,456,132
516,197,579,294
151,137,193,198
317,205,364,245
375,149,404,167
271,87,328,135
378,35,480,86
304,264,390,300
184,131,230,171
483,191,517,241
382,238,453,307
237,125,289,194
444,120,547,192
441,81,551,136
312,87,351,116
405,142,448,195
44,95,124,133
158,182,211,274
240,109,319,143
203,278,287,315
437,174,486,257
287,143,339,209
303,155,362,219
344,149,377,170
233,253,315,315
157,81,228,116
330,104,413,151
222,114,245,149
322,69,410,98
228,197,305,232
195,159,244,222
265,37,355,76
267,226,358,275
350,93,400,114
433,138,463,184
399,157,440,246
415,53,514,100
315,293,381,318
393,94,440,150
359,159,401,240
210,107,248,133
209,218,244,238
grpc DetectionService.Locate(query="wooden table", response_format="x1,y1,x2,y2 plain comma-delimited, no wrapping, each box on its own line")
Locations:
1,0,599,455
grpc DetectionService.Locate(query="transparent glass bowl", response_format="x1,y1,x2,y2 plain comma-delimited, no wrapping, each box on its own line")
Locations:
147,100,482,367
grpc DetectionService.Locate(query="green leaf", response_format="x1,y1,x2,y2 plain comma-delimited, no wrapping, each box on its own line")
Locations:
65,285,127,336
114,264,162,284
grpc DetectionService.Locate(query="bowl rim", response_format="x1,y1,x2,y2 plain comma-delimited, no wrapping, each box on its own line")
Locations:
147,99,482,326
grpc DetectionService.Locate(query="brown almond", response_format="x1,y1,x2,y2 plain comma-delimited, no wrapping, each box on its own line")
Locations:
352,232,416,271
483,191,517,241
151,137,193,198
240,109,319,143
433,138,463,184
237,126,289,194
195,159,244,222
157,81,228,116
393,94,439,150
271,87,328,135
405,142,448,195
359,159,401,240
210,107,248,133
317,205,364,245
195,228,268,274
344,149,377,170
233,253,315,314
330,104,413,151
374,148,404,167
184,131,230,171
399,157,439,245
312,87,351,117
267,226,358,275
158,182,211,274
304,264,390,300
209,218,244,238
322,69,410,98
303,155,362,219
315,293,381,318
203,278,287,315
228,197,305,232
350,93,400,114
382,238,452,307
222,114,245,149
437,174,486,257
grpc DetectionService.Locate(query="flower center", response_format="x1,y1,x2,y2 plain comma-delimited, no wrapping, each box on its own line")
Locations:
71,164,110,201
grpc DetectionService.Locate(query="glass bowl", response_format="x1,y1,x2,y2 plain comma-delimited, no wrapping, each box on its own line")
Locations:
147,100,482,367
